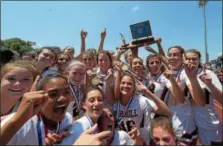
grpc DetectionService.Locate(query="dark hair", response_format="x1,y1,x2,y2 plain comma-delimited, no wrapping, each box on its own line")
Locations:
56,52,71,62
185,49,201,59
167,45,185,55
63,46,75,53
37,74,68,91
146,54,161,68
35,47,57,60
130,57,144,69
97,50,113,69
82,51,95,61
120,74,136,95
0,49,20,68
185,49,202,68
82,86,104,102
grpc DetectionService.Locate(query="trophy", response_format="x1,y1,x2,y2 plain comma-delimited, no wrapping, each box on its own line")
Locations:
91,76,101,86
130,20,155,47
121,64,149,83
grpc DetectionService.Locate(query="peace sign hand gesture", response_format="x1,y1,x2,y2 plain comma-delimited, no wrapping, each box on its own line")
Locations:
162,63,174,80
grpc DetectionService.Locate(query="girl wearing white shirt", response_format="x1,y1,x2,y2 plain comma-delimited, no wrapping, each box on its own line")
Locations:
60,87,105,145
98,107,135,145
111,74,171,145
185,49,222,145
1,74,74,145
66,61,87,118
1,60,37,116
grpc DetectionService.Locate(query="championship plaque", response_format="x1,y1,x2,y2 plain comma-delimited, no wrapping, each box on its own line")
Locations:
130,20,155,46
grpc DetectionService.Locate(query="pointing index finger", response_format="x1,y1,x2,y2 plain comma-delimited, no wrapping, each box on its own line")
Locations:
94,130,112,140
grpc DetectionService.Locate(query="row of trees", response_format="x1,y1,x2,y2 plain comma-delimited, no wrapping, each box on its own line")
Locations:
0,38,35,55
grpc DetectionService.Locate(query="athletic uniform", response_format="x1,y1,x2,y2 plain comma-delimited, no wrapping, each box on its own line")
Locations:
110,130,135,145
96,68,115,107
163,67,197,145
192,68,222,145
146,72,184,138
60,114,95,145
67,82,84,118
1,112,72,145
112,94,155,145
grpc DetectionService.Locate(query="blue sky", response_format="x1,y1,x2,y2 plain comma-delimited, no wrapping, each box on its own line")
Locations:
1,1,222,62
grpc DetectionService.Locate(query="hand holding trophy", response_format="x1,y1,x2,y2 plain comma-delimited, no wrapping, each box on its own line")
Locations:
118,20,156,51
130,20,156,47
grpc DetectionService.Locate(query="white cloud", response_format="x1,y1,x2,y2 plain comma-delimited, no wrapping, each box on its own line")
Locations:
132,6,139,12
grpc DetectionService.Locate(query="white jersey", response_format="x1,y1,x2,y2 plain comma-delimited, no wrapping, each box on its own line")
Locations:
60,114,94,145
147,73,169,101
96,68,115,107
67,83,84,118
164,68,197,143
112,94,155,145
1,113,72,145
191,69,222,145
146,72,184,139
111,130,135,145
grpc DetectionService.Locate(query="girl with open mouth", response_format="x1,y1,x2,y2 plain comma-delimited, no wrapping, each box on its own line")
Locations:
56,52,71,76
35,47,57,77
97,107,135,145
109,74,172,145
66,61,87,118
1,60,37,116
2,74,74,145
60,87,106,145
95,50,115,106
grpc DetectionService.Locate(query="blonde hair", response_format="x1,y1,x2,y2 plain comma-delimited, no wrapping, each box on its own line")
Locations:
66,60,86,85
151,116,175,136
1,60,37,80
66,60,86,72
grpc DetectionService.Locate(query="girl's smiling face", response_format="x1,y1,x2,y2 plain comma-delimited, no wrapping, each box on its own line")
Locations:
68,65,86,85
82,54,94,70
41,77,73,122
82,89,104,123
57,54,71,69
131,58,144,76
98,53,111,73
1,67,34,100
37,49,56,68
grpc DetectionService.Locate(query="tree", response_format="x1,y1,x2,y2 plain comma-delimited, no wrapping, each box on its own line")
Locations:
1,38,35,55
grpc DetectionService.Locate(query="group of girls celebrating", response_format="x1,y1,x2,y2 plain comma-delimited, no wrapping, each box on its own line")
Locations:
1,29,222,146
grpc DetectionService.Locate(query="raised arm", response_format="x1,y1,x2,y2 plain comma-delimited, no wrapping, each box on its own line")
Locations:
75,29,88,60
80,29,87,54
0,84,48,145
113,64,123,101
145,45,169,68
199,68,223,105
162,64,185,104
183,55,206,106
155,37,166,57
98,28,106,53
137,82,172,117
